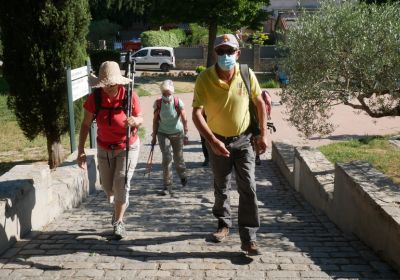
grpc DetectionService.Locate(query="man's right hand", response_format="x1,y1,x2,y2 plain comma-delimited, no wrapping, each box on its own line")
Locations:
209,138,230,157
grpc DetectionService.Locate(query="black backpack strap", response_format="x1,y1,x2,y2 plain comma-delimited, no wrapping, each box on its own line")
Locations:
93,88,102,120
239,64,251,98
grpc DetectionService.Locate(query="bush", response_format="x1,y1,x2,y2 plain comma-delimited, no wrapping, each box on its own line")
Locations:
168,29,186,45
141,30,180,47
89,49,121,75
195,65,206,74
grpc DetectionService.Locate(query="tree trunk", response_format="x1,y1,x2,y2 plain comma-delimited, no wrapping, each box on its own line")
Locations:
206,22,218,67
46,136,64,169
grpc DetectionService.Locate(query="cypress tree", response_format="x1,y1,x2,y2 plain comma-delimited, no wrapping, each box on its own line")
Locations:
0,0,90,168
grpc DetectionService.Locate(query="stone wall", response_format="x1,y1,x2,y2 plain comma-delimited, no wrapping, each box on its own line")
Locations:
0,149,99,254
271,141,400,273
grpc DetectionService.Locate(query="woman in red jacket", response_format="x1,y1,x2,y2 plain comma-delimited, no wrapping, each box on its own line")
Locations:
77,61,143,239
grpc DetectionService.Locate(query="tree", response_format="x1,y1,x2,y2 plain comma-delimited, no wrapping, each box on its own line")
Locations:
0,0,90,168
279,0,400,137
151,0,269,66
89,0,152,28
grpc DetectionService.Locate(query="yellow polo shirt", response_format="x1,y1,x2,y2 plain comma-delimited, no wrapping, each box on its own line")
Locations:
193,64,261,137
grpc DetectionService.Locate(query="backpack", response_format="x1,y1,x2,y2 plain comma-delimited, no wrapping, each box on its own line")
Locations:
239,64,260,136
93,88,129,125
239,64,276,133
154,96,181,119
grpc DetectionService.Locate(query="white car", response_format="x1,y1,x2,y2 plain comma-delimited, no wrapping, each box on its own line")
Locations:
121,47,176,72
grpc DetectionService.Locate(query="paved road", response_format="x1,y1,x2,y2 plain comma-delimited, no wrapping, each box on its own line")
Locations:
0,93,399,279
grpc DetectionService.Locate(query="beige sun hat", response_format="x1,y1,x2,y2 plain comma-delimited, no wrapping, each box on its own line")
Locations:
90,61,132,88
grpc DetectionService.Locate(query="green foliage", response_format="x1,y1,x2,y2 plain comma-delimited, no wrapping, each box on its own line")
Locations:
150,0,269,65
0,0,90,167
280,0,400,138
187,23,209,46
141,30,180,47
89,49,121,75
88,19,121,42
195,65,206,74
0,38,3,59
168,29,186,45
319,136,400,185
0,76,9,95
250,31,269,45
89,0,150,28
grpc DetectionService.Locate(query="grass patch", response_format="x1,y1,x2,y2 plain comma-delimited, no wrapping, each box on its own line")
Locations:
135,86,152,97
319,136,400,185
256,73,277,88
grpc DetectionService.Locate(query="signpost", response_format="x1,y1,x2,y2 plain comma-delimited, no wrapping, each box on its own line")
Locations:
66,62,96,153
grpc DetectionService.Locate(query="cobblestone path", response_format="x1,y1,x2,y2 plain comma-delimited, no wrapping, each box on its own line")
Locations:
0,94,399,279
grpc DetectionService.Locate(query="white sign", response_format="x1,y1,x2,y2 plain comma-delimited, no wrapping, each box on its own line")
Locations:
72,76,90,101
71,66,88,81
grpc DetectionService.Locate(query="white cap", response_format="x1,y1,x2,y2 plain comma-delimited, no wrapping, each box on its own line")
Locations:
160,80,174,93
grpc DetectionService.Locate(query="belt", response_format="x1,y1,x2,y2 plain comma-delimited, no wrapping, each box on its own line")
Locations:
213,132,248,143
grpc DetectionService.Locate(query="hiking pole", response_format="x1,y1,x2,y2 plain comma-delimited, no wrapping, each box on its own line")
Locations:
124,55,135,186
144,144,155,178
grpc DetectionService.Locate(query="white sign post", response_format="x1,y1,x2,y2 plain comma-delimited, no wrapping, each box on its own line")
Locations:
66,62,95,153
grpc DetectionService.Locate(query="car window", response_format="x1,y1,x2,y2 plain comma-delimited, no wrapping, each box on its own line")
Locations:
150,49,171,57
134,50,148,57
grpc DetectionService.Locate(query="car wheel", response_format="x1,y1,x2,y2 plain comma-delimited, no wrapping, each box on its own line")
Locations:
160,63,170,72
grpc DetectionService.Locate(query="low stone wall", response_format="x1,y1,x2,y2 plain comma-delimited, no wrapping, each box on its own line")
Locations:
271,141,400,273
0,149,99,254
175,59,205,71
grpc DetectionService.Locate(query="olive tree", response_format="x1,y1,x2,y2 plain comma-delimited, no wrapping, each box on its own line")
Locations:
280,0,400,137
0,0,90,168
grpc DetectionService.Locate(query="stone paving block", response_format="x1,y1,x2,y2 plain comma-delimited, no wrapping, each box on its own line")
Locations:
122,262,158,270
205,269,236,278
300,270,331,278
189,262,216,270
96,262,122,270
279,263,310,271
74,268,105,277
136,270,171,277
63,262,96,269
267,270,299,278
160,262,189,270
8,268,43,276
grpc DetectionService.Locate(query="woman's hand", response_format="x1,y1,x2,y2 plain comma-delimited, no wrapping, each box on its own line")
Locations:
125,116,140,128
77,152,87,169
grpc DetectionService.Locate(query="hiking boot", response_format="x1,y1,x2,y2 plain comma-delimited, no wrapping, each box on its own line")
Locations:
211,226,229,243
255,155,261,166
181,177,187,187
113,221,126,240
241,241,262,256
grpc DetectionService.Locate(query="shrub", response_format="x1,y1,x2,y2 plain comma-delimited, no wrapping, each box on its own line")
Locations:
195,65,206,74
141,30,180,47
89,49,121,75
168,29,186,45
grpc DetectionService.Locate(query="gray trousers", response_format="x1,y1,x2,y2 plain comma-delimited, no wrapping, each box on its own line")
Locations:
207,133,260,243
157,132,186,186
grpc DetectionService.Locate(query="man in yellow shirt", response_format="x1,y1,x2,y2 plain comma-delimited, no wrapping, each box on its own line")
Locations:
192,34,267,255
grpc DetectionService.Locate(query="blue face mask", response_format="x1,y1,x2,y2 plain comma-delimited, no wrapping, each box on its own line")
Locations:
217,54,237,71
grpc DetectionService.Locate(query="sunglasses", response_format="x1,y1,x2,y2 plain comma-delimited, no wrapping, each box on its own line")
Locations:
215,48,237,56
